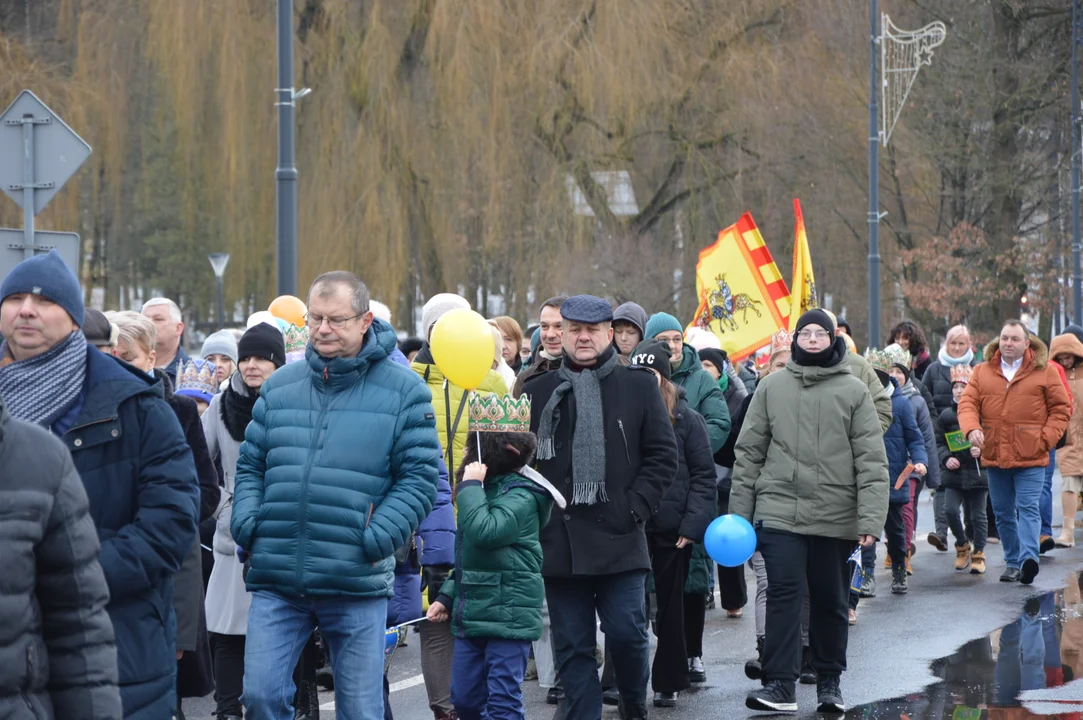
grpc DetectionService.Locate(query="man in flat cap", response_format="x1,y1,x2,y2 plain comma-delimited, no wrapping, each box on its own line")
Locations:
523,294,678,720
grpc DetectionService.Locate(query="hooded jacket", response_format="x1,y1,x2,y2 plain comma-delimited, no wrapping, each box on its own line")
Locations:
730,354,890,540
898,379,941,490
0,400,122,720
231,318,440,598
958,336,1072,470
671,344,731,453
1052,333,1083,477
613,302,648,341
436,470,558,641
884,382,928,504
62,347,200,720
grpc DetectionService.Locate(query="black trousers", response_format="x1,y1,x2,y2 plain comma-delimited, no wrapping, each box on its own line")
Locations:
716,491,748,610
211,633,245,717
649,536,692,694
683,590,706,658
885,502,907,566
759,528,851,684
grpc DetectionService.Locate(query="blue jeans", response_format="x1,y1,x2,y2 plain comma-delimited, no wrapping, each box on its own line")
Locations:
546,571,650,719
1042,449,1055,537
986,466,1045,569
993,609,1046,706
451,637,531,720
243,590,388,720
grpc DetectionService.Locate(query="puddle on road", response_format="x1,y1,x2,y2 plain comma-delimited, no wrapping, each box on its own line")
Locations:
847,573,1083,719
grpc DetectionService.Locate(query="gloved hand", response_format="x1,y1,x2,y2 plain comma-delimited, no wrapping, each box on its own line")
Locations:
236,546,249,564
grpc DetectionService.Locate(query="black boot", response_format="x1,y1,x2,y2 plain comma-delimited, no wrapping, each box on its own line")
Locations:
744,635,765,680
891,564,908,595
294,679,320,719
799,645,817,684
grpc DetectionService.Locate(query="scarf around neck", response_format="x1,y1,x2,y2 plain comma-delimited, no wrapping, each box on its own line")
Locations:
790,335,847,368
221,372,258,442
0,330,88,429
536,348,620,505
938,345,974,367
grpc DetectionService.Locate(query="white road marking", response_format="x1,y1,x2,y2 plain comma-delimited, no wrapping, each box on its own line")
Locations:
318,673,427,710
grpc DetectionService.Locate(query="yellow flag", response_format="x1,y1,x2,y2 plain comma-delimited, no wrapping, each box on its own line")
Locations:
686,212,789,362
788,198,818,331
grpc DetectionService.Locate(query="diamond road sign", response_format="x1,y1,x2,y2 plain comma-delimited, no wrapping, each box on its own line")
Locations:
0,90,91,215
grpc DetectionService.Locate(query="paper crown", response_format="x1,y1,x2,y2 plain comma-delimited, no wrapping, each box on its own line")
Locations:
950,364,973,384
864,348,891,373
883,343,912,371
175,359,218,402
284,323,309,353
770,328,793,355
468,393,532,433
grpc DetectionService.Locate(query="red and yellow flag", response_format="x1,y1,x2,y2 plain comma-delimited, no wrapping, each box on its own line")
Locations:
686,212,789,362
787,198,818,331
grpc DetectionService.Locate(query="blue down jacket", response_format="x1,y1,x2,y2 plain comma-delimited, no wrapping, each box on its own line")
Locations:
231,318,440,598
884,381,928,504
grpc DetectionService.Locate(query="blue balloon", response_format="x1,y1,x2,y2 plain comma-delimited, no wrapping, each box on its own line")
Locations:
704,514,757,567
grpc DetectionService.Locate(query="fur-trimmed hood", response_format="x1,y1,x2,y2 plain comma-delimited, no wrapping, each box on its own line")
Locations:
1051,332,1083,364
983,334,1048,370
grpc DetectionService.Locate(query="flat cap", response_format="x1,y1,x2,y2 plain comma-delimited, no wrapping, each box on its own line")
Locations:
560,295,613,324
84,308,118,347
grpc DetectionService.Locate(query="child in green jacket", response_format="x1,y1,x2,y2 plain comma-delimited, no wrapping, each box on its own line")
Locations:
426,393,565,720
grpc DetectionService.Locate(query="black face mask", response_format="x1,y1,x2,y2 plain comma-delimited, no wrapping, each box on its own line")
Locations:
791,335,847,368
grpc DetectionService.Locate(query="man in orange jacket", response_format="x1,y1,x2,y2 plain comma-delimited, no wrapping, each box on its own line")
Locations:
958,320,1072,585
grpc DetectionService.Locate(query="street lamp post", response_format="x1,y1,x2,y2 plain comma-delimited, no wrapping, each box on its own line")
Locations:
275,0,298,297
208,253,230,330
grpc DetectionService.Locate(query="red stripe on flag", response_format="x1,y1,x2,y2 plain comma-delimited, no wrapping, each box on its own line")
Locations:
748,246,772,267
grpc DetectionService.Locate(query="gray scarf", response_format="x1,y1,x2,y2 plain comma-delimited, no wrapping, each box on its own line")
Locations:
536,350,619,505
0,329,88,428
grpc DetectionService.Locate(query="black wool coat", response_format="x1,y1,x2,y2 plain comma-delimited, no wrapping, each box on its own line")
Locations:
523,349,678,577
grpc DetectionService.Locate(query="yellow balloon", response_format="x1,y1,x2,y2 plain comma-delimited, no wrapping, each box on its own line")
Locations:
430,308,496,390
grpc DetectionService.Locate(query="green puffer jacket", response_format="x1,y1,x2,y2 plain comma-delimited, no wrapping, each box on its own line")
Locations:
844,351,893,433
730,357,890,540
672,345,731,454
438,471,554,641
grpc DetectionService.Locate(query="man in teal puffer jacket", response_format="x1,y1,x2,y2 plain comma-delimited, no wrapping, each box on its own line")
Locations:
232,271,439,720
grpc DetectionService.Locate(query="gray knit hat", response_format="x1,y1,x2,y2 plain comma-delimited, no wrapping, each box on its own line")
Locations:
201,329,239,364
421,293,470,336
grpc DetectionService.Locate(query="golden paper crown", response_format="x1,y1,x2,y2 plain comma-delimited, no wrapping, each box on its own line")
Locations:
176,359,218,399
468,393,532,433
950,364,973,384
770,328,793,355
883,343,912,371
864,347,891,373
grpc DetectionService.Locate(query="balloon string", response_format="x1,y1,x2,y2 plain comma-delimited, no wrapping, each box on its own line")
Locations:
474,392,482,463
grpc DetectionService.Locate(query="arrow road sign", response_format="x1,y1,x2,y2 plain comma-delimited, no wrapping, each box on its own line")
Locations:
0,90,91,215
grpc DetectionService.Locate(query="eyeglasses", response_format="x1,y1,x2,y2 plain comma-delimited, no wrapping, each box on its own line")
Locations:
657,335,684,347
797,330,830,340
304,312,364,329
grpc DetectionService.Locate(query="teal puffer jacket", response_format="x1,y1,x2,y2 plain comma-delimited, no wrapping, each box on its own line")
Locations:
231,319,440,598
671,344,731,454
438,472,553,641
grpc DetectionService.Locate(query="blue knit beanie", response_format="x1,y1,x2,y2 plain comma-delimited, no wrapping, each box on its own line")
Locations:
0,249,85,327
644,312,683,340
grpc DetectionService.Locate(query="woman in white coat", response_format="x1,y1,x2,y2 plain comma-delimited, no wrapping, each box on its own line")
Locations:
202,326,282,720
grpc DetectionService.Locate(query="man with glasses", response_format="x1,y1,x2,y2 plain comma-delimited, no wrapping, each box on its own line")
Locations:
232,270,440,720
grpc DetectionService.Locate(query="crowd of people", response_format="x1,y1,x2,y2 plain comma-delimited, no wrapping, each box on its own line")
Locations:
2,247,1082,719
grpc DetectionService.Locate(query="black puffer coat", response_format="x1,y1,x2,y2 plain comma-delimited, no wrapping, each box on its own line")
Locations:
0,400,122,720
935,406,986,491
648,394,718,542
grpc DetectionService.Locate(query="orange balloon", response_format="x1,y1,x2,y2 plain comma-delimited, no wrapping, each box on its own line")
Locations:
268,295,307,327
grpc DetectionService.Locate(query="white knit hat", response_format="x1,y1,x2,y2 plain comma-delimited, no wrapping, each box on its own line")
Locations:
421,293,470,337
370,300,392,324
685,327,721,351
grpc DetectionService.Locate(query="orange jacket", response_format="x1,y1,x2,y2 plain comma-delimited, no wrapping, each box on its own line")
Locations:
1052,333,1083,477
957,336,1072,469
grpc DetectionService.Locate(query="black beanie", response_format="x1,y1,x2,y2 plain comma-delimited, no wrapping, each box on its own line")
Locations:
630,340,673,381
239,323,286,368
795,309,835,335
698,347,727,376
